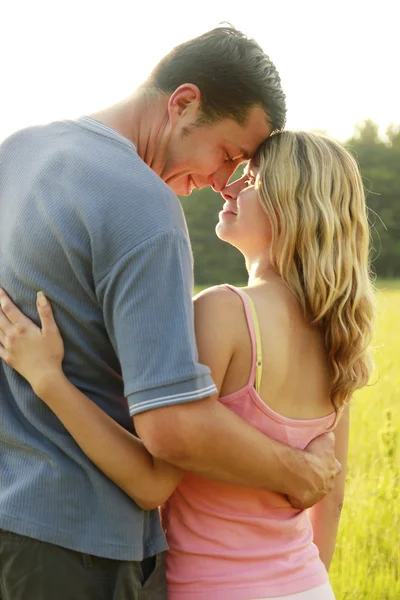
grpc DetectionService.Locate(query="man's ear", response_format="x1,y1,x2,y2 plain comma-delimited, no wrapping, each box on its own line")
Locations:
167,84,201,126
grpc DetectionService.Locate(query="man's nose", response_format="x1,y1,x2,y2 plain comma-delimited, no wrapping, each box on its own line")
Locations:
221,174,247,201
210,173,231,194
220,180,236,201
209,163,239,193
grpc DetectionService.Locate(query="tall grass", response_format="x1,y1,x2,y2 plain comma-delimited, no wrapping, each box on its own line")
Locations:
330,284,399,599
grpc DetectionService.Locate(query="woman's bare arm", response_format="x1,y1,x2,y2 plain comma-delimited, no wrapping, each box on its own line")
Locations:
0,289,183,510
308,405,350,570
39,374,184,510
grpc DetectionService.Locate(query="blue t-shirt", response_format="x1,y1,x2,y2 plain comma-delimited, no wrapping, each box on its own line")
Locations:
0,117,217,560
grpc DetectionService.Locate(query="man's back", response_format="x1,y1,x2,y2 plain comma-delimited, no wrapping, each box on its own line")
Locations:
0,118,177,559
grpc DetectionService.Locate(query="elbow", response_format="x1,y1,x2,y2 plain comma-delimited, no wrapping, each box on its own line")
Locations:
124,484,168,512
144,426,195,465
135,405,203,466
135,496,162,511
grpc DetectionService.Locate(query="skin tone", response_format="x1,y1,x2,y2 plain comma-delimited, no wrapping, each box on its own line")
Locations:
91,85,271,196
0,167,347,569
0,91,342,510
97,94,341,503
217,165,275,277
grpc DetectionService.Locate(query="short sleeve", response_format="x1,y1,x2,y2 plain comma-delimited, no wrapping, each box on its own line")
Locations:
95,228,217,415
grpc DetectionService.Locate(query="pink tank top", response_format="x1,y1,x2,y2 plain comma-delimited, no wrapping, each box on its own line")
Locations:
161,285,336,599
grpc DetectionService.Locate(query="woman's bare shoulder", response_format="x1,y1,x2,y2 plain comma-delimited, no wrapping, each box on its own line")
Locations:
193,285,247,342
194,284,243,311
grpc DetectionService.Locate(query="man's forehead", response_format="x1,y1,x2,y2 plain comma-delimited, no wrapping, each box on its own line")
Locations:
230,141,265,164
231,110,271,159
238,147,251,161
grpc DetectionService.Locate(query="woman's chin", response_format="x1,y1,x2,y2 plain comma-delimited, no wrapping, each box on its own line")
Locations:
215,222,240,248
215,221,229,242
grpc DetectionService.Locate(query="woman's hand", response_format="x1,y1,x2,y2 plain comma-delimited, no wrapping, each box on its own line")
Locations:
0,289,64,394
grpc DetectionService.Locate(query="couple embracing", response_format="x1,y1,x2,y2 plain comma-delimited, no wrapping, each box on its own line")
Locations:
0,25,374,600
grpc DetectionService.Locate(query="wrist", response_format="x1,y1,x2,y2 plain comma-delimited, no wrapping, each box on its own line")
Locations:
301,451,321,494
282,448,320,507
32,369,67,401
292,452,324,508
277,445,310,496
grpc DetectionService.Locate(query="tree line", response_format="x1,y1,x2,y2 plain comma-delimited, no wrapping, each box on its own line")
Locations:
181,120,400,284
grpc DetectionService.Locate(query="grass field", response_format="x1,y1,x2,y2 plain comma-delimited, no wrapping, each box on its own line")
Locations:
194,280,399,600
330,281,399,600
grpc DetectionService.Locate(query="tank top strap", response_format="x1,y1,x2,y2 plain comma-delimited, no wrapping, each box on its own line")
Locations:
224,285,263,393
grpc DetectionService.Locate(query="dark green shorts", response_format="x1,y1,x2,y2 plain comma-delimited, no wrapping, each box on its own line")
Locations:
0,529,166,600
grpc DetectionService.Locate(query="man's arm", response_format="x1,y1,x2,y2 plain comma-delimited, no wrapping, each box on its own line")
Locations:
134,287,341,508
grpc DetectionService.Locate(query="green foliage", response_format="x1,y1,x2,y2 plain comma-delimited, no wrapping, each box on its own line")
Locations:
345,120,400,279
181,121,400,284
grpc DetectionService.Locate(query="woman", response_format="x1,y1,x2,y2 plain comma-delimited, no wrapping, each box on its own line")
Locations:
0,131,375,599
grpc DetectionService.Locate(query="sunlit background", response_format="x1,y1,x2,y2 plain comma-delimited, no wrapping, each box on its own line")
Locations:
1,0,398,143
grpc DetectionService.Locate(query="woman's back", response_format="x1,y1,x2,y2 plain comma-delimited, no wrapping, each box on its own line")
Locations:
222,279,334,420
162,283,336,600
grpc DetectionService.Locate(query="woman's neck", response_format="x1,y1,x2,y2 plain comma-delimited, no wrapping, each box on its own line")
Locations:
245,252,278,286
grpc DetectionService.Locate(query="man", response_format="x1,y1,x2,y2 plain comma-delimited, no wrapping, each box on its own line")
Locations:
0,26,340,600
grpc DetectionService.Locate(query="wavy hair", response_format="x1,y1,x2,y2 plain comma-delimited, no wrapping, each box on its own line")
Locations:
254,131,375,413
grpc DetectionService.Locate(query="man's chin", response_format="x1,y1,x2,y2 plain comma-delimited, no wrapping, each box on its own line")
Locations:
179,188,194,197
172,182,194,197
165,174,197,196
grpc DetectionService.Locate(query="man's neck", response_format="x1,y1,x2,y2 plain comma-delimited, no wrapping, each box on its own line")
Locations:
89,88,170,178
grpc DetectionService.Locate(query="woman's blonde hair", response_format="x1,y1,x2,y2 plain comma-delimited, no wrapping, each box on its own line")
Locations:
254,131,375,413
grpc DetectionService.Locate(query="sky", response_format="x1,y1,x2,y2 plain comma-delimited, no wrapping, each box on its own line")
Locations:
1,0,398,143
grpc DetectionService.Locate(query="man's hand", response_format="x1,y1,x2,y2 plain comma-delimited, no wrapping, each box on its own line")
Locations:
288,432,342,509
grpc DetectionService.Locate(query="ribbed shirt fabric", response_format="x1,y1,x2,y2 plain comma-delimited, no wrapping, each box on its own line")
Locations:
0,117,216,560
